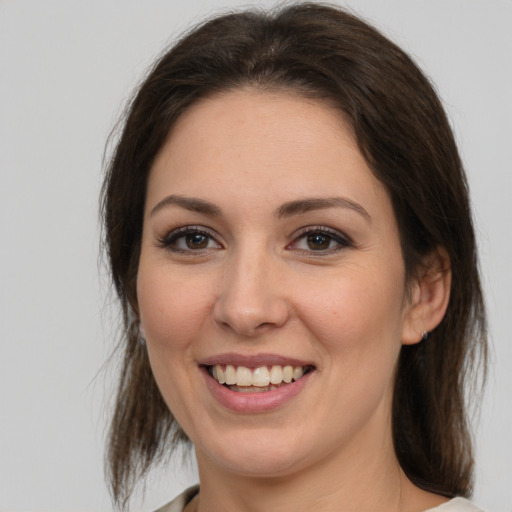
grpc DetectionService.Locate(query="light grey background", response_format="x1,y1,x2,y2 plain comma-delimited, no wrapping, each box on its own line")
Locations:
1,0,510,511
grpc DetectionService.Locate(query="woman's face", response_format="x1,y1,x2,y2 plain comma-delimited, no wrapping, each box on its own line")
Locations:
137,90,418,477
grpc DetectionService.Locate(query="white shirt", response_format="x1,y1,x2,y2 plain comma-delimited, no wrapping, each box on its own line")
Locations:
155,486,485,512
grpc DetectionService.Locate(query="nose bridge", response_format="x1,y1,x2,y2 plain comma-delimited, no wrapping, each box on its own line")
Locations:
213,238,288,336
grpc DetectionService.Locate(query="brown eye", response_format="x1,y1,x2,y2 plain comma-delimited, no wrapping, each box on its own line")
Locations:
307,233,331,250
186,233,209,249
288,227,352,254
161,226,222,253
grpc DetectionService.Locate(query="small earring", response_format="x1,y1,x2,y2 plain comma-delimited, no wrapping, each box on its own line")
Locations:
421,331,429,341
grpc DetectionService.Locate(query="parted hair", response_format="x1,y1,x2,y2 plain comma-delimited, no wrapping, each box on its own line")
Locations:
101,3,487,508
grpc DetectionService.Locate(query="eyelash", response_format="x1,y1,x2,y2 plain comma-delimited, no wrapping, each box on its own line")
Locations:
288,226,353,255
158,225,353,255
159,226,222,254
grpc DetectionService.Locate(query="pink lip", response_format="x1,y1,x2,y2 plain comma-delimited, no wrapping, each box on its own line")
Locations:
199,352,313,368
200,365,314,414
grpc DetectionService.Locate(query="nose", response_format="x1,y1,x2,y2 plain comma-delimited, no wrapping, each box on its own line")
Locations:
213,247,290,337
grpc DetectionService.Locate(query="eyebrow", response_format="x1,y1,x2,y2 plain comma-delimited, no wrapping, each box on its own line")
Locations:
150,194,222,217
150,194,371,223
275,197,372,223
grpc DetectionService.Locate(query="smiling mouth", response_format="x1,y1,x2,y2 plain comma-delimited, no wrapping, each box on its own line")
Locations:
206,364,315,393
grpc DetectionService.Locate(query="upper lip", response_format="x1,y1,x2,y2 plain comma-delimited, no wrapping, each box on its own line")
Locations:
198,353,315,368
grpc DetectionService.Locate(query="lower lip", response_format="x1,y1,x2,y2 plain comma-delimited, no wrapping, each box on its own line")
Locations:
201,367,314,414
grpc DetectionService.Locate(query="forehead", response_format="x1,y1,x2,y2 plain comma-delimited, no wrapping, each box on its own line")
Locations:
147,89,390,217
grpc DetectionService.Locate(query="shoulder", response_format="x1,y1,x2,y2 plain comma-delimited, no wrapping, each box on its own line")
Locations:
425,497,485,512
154,485,200,512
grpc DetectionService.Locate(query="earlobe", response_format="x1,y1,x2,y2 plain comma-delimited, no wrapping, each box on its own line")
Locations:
402,247,451,345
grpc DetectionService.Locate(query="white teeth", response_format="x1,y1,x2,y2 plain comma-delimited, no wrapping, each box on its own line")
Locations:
292,366,304,381
236,366,252,386
282,365,293,383
252,367,270,387
269,365,283,385
225,364,237,385
211,364,309,387
217,365,226,384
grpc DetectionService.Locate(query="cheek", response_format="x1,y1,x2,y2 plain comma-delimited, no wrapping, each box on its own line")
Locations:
297,265,406,357
137,265,214,352
136,265,216,424
298,266,406,420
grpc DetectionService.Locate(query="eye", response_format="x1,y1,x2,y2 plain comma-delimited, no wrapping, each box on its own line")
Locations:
160,226,222,253
289,227,352,254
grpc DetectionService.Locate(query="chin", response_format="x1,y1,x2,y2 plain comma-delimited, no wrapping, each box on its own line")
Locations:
195,426,313,477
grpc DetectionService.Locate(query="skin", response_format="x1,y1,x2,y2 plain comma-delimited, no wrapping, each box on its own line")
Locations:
137,90,451,512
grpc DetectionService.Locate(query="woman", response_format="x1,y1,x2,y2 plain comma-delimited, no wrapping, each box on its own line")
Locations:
101,3,487,511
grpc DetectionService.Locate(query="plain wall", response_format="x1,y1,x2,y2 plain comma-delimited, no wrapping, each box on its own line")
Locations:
0,1,510,510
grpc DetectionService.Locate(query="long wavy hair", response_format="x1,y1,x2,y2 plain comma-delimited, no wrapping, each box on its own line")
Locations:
101,3,487,508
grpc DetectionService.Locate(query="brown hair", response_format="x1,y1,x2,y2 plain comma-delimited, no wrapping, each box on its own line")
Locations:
101,3,487,508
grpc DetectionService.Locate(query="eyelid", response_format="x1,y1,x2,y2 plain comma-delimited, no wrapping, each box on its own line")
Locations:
158,225,223,252
156,224,352,255
287,225,353,253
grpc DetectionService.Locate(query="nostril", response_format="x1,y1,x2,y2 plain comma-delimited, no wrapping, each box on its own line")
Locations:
212,277,290,336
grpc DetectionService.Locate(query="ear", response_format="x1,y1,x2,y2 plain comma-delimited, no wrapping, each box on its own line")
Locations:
402,247,451,345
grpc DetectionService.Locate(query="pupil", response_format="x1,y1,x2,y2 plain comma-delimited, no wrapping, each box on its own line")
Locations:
307,233,330,250
186,233,208,249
